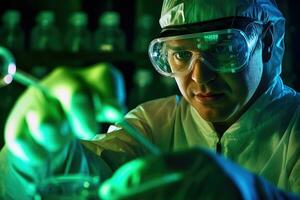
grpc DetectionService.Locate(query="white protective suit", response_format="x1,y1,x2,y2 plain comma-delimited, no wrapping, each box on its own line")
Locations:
117,78,300,193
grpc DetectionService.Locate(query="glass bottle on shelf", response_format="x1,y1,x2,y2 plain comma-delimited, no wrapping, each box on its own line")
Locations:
64,11,92,53
128,67,154,108
93,11,126,52
0,10,24,52
30,11,61,51
133,14,154,53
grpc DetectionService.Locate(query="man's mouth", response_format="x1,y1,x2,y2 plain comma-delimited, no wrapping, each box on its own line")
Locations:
194,92,225,103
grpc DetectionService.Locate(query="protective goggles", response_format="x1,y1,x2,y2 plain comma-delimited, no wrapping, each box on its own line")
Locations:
149,18,263,77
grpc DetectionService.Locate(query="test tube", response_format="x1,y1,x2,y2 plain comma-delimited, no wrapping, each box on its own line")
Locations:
0,46,44,90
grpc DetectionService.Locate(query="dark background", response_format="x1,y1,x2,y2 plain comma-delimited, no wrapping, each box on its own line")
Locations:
0,0,299,148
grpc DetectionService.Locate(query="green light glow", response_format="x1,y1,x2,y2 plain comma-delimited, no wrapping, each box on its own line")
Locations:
52,85,72,108
5,127,30,162
26,111,43,143
25,111,63,152
97,104,123,123
99,159,183,199
9,141,30,163
97,44,114,52
203,34,218,42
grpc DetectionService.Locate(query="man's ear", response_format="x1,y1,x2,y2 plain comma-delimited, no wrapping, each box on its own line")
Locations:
262,23,274,63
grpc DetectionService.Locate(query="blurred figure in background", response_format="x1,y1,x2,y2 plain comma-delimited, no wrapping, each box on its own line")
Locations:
128,67,178,109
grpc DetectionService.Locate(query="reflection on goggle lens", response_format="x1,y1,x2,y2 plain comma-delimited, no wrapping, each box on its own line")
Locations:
149,24,261,77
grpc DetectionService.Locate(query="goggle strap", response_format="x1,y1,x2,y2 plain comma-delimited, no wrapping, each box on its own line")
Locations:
159,16,258,37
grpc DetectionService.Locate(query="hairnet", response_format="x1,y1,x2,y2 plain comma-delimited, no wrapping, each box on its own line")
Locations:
159,0,285,85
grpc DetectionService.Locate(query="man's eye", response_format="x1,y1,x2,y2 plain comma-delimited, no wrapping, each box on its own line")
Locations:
173,51,193,62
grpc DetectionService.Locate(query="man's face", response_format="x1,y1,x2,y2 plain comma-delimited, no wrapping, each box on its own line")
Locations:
174,38,264,124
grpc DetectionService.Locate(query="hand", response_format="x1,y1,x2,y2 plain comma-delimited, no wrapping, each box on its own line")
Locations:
99,148,261,200
5,63,125,167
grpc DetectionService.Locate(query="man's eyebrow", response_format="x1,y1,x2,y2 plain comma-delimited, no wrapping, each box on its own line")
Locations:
166,44,185,51
166,43,196,51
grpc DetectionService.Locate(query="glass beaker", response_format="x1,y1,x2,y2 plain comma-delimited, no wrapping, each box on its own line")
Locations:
33,174,101,200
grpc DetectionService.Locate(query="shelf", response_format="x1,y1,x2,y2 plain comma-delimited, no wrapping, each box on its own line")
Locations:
12,51,151,69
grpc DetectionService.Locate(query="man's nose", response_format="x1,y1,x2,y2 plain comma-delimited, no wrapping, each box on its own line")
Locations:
191,59,217,84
